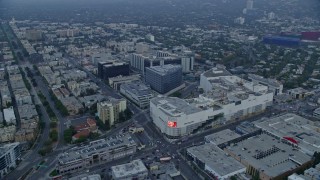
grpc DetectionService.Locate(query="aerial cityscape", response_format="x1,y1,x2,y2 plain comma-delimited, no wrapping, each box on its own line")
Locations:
0,0,320,179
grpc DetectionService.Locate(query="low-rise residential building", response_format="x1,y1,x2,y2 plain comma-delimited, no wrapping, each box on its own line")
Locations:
288,87,310,99
78,94,106,108
72,129,90,142
120,81,153,109
0,81,12,108
187,143,246,180
0,142,21,179
15,128,37,142
74,118,97,132
9,80,25,90
3,107,16,125
97,98,127,126
57,133,137,174
13,88,32,106
18,104,39,128
61,69,87,82
38,65,60,86
111,159,148,180
0,126,16,142
52,88,64,100
72,118,97,141
60,97,84,115
67,80,99,97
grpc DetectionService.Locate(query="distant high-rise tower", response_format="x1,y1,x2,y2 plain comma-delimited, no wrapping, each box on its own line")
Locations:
9,17,16,25
247,0,253,9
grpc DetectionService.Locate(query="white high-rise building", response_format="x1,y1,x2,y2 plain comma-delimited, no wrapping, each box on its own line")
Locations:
268,12,275,20
97,98,127,126
146,34,155,42
0,143,21,179
234,17,245,25
246,0,253,9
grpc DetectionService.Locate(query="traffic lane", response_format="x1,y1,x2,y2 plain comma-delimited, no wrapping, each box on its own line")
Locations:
33,75,66,148
177,159,201,180
127,103,141,115
6,72,52,179
134,132,151,146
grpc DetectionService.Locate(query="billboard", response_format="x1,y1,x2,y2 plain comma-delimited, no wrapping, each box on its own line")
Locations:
167,121,177,128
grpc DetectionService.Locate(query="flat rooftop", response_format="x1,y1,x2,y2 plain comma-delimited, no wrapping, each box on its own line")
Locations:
205,129,241,145
18,104,38,120
111,159,147,178
288,87,309,94
236,121,260,135
103,62,127,67
187,143,245,177
58,133,136,164
120,81,153,97
69,174,101,180
225,134,311,178
0,142,19,157
146,64,181,76
98,98,125,107
248,74,282,87
109,74,140,82
202,67,232,78
202,73,270,105
151,97,201,116
254,113,320,155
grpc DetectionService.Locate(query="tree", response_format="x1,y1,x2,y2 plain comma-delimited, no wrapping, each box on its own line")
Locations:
3,119,7,126
85,88,95,96
64,127,75,143
89,132,100,140
6,102,12,107
198,88,204,94
89,103,97,115
50,130,58,142
50,121,57,128
75,136,87,144
38,149,46,156
313,152,320,167
253,171,260,180
49,169,58,177
230,176,237,180
95,117,107,131
171,92,181,98
44,140,53,146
